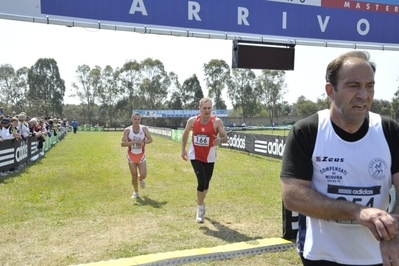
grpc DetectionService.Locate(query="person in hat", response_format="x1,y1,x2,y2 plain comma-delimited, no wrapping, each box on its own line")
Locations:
9,117,22,141
18,113,30,141
0,117,10,126
0,117,15,141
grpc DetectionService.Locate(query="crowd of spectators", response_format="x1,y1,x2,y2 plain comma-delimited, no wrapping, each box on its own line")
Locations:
0,108,70,144
228,121,250,127
0,108,71,175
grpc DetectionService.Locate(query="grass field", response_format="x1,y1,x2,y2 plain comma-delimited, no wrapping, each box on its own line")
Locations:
0,132,300,266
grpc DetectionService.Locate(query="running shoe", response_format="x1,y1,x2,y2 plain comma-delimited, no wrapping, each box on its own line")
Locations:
140,179,146,189
131,192,139,199
196,205,205,223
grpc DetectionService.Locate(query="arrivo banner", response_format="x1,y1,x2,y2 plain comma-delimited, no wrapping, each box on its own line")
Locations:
0,0,398,47
37,0,399,45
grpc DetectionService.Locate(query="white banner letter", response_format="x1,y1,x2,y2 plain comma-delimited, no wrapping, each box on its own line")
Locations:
317,15,330,32
129,0,148,15
357,19,370,36
238,7,249,26
188,1,201,21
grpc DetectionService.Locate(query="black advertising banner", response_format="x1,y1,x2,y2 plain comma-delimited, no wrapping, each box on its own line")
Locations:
0,129,66,173
0,137,40,172
221,132,286,160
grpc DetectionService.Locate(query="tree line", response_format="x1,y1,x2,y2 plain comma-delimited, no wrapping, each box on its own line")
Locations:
0,58,397,127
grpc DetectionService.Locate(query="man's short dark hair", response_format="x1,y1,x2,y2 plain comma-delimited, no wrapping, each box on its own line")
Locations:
325,51,376,89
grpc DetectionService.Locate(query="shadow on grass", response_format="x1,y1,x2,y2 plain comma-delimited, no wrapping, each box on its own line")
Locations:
0,172,16,184
0,158,44,184
134,195,167,208
199,217,262,243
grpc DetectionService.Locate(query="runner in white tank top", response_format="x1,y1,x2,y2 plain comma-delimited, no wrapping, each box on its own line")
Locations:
281,51,399,266
121,112,153,199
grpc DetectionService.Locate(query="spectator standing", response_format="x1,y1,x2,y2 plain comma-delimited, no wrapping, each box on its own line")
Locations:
71,119,78,134
18,113,30,141
29,118,45,149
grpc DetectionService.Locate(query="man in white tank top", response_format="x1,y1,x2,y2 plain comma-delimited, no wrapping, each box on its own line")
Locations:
281,51,399,266
121,112,153,199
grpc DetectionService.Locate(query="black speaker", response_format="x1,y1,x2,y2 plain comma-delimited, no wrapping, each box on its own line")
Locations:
232,41,295,70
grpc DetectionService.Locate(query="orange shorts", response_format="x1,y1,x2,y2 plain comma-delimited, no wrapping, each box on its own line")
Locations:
126,151,146,165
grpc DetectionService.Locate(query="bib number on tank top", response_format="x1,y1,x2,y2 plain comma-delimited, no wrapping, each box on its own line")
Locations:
130,136,142,154
193,134,210,147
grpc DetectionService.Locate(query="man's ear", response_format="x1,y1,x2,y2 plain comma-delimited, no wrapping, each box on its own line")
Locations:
325,83,335,101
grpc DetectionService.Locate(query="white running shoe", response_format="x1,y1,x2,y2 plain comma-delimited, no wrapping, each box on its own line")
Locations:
131,192,139,199
140,179,146,189
196,205,205,223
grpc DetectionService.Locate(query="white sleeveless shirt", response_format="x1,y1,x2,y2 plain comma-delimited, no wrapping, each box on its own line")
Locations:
303,110,392,264
128,125,145,155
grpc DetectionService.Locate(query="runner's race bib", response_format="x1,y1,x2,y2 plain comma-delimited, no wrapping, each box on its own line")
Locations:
193,134,210,147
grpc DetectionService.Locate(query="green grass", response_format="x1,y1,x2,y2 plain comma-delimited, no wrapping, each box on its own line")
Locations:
0,132,300,266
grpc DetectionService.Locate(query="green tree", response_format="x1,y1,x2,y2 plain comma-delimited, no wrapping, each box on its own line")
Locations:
316,93,331,110
0,64,28,113
97,65,123,127
258,70,287,124
71,65,101,125
119,60,141,116
203,59,230,110
168,72,184,110
166,72,186,127
316,93,330,110
62,104,85,123
138,58,170,109
181,74,204,109
294,95,318,118
371,99,391,116
391,95,399,121
227,68,261,120
27,58,65,117
281,101,292,116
